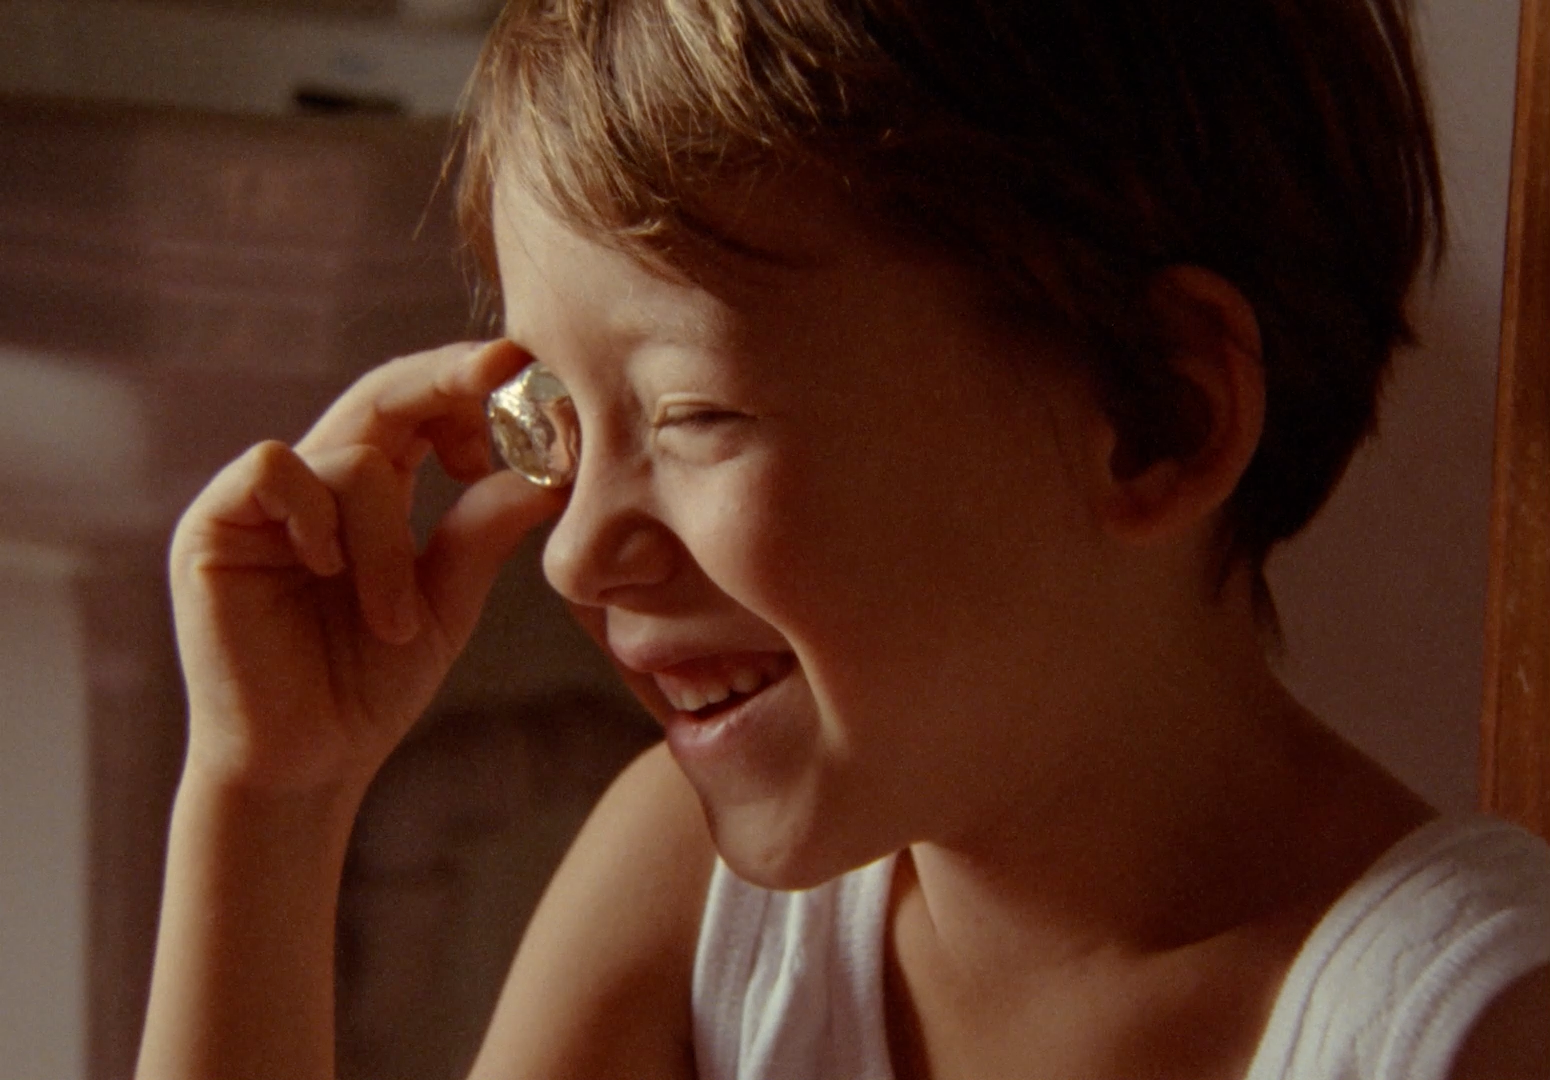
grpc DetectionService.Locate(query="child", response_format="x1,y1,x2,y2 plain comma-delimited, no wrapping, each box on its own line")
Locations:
136,2,1550,1078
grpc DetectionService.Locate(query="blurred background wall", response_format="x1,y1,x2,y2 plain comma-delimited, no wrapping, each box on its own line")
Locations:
1268,0,1523,816
0,5,652,1079
0,0,1529,1077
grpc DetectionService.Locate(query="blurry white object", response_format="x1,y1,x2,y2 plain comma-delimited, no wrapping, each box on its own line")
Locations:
0,349,163,538
0,350,148,493
0,0,485,115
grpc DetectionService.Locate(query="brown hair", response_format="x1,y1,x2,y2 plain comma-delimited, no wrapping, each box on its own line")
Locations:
456,0,1445,629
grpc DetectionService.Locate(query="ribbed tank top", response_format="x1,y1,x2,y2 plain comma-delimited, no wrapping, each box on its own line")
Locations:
692,815,1550,1080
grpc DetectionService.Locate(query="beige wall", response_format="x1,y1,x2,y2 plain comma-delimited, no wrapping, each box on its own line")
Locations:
0,547,90,1080
1269,0,1523,812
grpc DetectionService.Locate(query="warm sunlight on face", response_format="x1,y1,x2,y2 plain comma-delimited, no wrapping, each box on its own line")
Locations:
492,174,1119,889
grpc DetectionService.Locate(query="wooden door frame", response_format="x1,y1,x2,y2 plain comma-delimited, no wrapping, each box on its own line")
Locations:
1481,0,1550,839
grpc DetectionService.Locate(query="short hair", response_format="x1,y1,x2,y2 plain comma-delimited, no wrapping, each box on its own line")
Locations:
456,0,1445,629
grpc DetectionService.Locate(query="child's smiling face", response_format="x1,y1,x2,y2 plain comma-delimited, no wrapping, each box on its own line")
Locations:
494,174,1128,888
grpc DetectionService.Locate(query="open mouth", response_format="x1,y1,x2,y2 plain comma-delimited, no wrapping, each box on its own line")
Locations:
653,653,795,721
688,691,756,721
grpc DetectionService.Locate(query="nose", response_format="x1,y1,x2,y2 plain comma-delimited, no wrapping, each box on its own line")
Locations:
541,457,678,607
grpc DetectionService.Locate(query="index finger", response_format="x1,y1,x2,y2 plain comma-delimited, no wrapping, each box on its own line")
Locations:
295,339,529,463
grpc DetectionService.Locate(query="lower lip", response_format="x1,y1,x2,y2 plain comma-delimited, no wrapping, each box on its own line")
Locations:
661,669,794,770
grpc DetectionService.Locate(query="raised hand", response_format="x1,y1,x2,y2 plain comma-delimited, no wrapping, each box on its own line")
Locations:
168,339,564,797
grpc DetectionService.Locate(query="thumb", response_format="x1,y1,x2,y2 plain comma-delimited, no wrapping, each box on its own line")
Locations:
418,471,565,648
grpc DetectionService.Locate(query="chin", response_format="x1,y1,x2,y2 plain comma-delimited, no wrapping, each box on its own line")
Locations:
702,791,886,893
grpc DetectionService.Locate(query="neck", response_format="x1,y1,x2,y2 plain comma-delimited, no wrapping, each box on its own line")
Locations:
901,589,1432,988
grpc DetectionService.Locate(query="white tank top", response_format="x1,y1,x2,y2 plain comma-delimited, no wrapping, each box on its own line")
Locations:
691,816,1550,1080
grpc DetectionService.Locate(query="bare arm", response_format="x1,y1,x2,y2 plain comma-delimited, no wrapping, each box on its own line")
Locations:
135,766,363,1080
468,742,716,1080
136,341,559,1080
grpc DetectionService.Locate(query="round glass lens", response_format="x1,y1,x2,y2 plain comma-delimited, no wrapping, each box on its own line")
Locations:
486,361,580,488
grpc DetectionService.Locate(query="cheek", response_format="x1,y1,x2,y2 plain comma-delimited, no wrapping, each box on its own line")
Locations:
676,460,815,603
663,422,1097,684
700,452,918,668
657,451,853,634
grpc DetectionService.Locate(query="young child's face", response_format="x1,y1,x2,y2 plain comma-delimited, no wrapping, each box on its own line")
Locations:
493,174,1125,887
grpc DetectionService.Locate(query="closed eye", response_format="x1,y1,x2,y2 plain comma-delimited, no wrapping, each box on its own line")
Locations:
649,404,755,466
653,405,748,429
668,410,743,428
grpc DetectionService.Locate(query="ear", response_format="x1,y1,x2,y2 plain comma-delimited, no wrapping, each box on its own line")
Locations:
1093,266,1265,544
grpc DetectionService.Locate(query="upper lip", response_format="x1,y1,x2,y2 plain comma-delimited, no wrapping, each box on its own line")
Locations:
607,633,792,676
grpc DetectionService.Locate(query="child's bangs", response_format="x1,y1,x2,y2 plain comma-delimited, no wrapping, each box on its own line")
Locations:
457,0,866,281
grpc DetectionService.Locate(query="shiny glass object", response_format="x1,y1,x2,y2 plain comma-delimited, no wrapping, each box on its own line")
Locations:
486,361,580,488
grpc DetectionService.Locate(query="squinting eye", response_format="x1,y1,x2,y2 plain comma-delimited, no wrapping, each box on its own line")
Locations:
656,407,744,429
487,361,580,488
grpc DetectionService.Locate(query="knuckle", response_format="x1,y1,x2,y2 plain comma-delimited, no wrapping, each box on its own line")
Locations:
363,350,433,392
247,438,299,477
333,443,394,487
351,360,399,397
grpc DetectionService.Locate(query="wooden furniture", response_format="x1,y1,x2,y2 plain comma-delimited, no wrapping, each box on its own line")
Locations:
1482,0,1550,841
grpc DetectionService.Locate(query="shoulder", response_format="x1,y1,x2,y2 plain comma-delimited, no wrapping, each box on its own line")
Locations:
1408,819,1550,1080
1359,817,1550,1079
468,742,717,1080
1448,964,1550,1080
1257,815,1550,1079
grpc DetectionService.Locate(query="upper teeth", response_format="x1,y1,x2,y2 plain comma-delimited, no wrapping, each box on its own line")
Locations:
658,660,780,713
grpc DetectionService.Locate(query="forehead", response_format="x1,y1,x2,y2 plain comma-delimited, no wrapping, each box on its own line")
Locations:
490,163,929,326
488,169,1037,390
492,180,728,351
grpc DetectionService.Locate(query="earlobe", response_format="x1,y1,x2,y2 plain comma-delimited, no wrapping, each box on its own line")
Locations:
1097,266,1266,544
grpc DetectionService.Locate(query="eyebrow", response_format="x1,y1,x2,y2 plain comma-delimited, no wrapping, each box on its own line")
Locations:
607,306,721,350
500,275,727,361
